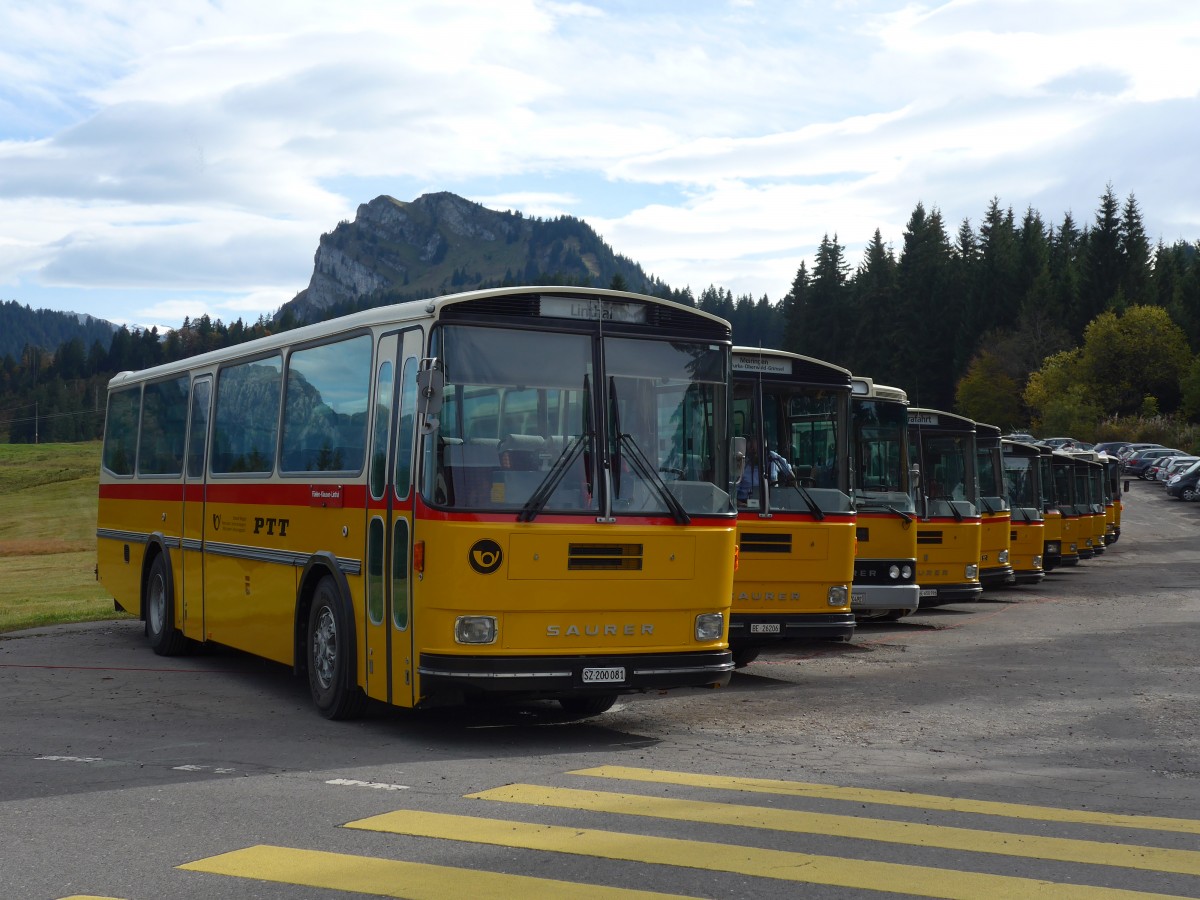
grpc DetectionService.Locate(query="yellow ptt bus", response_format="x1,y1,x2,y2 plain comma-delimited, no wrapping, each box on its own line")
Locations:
97,286,739,719
975,423,1014,589
908,408,982,605
1050,450,1082,567
1000,439,1045,584
728,348,856,664
1038,446,1063,570
849,377,920,621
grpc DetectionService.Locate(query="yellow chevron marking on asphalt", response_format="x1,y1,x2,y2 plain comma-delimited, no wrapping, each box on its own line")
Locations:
470,783,1200,876
179,844,699,899
570,766,1200,835
346,810,1194,900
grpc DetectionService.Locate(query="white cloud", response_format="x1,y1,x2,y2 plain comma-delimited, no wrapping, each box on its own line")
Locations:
0,0,1197,326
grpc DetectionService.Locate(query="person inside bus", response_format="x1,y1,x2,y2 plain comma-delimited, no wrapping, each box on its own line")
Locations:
738,435,794,505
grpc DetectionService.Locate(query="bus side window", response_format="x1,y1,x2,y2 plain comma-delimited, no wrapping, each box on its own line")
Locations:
103,387,141,476
212,356,282,474
139,376,189,476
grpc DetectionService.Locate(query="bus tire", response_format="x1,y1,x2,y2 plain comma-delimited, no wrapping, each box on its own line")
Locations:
732,646,761,668
145,553,186,656
306,576,367,720
559,693,618,716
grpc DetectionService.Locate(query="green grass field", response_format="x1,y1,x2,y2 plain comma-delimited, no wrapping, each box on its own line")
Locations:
0,441,129,633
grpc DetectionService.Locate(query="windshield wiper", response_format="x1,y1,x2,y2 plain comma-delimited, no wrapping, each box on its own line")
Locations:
618,432,691,525
884,504,913,523
517,433,589,522
784,481,826,521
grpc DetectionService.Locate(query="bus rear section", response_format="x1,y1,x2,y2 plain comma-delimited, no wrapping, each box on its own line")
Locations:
908,409,981,605
727,349,856,665
975,423,1014,589
1001,439,1045,584
849,378,919,621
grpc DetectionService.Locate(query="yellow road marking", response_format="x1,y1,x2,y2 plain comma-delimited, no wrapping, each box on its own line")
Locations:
470,783,1200,876
180,844,699,899
571,766,1200,835
57,896,126,899
346,810,1195,900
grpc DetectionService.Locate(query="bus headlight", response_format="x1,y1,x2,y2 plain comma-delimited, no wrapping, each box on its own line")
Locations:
1033,555,1043,568
998,550,1009,565
1046,541,1060,554
827,585,848,607
888,565,900,579
901,564,912,579
965,564,978,580
455,616,497,644
695,613,724,641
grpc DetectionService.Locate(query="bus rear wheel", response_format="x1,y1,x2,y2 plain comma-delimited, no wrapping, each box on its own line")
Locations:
558,693,618,716
306,576,367,720
145,554,186,656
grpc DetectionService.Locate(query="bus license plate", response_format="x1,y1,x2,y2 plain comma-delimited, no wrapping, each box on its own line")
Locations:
919,588,937,598
851,593,865,606
750,623,781,634
582,667,625,684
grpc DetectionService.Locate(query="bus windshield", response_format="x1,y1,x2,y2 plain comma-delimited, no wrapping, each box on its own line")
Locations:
852,398,913,513
428,325,731,516
916,434,978,517
1003,455,1041,513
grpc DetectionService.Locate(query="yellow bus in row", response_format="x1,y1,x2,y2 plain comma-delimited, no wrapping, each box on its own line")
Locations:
1000,440,1045,584
975,423,1014,589
728,348,856,665
1038,446,1064,570
908,408,982,605
849,377,919,621
97,286,739,718
1049,450,1082,566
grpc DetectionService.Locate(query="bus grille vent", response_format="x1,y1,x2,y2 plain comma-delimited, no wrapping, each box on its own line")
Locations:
856,527,869,542
917,530,943,545
740,533,793,554
1011,530,1018,541
568,543,644,570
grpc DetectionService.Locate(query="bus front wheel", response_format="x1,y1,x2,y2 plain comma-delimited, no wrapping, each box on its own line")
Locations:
145,554,186,656
306,576,367,720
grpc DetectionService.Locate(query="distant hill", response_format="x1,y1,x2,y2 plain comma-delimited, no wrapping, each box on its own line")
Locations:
0,301,117,359
278,192,668,324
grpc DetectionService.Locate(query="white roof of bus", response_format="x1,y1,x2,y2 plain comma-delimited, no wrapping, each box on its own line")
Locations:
731,346,852,377
108,285,731,388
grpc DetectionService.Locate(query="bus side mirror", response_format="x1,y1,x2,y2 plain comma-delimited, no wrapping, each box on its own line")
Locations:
417,358,444,435
910,464,921,485
733,436,747,481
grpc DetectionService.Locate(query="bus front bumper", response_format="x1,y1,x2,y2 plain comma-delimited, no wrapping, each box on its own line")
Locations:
417,650,734,700
917,582,982,606
729,613,855,645
979,565,1015,589
850,583,920,617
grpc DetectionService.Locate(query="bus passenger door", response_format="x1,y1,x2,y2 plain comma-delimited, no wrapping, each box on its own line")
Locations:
181,376,211,642
364,331,419,707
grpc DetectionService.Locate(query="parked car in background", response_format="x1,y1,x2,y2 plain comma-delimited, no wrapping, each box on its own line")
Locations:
1166,460,1200,500
1125,447,1184,479
1004,432,1037,443
1118,442,1163,460
1040,437,1081,450
1154,456,1198,483
1093,441,1133,456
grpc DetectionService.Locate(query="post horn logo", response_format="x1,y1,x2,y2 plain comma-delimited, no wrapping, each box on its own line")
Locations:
469,539,503,574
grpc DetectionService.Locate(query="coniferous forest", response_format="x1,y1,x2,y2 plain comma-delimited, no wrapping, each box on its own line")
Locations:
3,184,1199,447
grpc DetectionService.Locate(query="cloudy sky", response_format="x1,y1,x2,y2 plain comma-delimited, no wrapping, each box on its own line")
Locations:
2,0,1198,330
